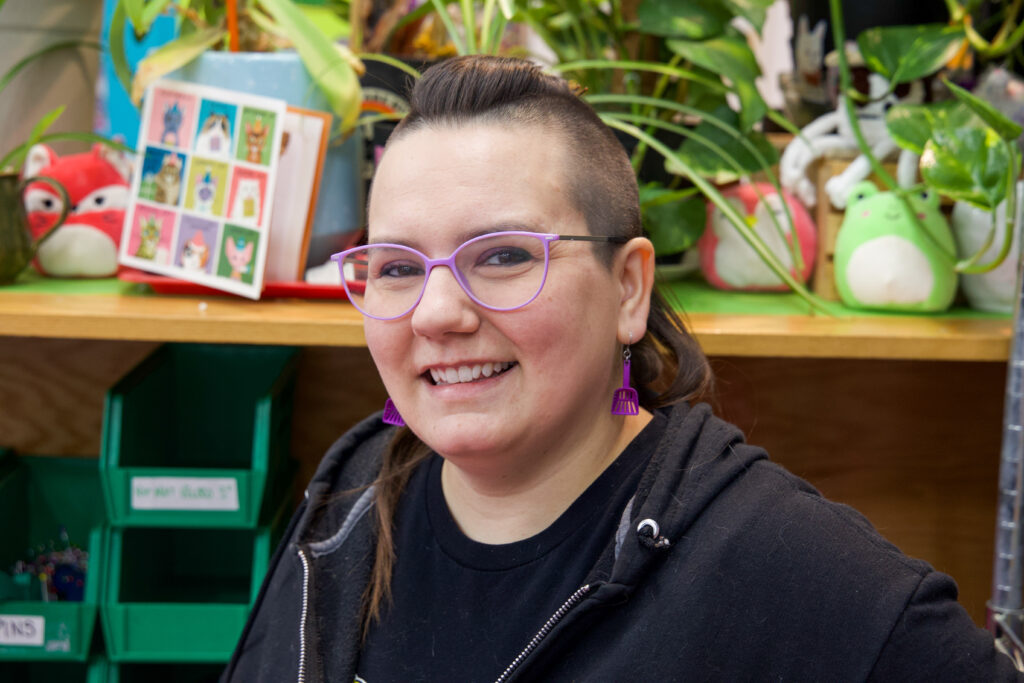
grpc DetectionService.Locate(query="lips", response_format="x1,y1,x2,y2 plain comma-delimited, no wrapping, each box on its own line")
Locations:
427,361,517,385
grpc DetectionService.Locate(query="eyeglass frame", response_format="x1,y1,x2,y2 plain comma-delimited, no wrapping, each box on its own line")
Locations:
330,230,629,320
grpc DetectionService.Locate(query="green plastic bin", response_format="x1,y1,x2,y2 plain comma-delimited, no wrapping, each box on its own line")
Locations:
100,502,287,663
100,344,297,528
0,456,106,662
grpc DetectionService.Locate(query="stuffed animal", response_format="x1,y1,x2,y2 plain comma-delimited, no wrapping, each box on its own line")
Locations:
22,144,132,277
698,182,817,291
780,67,923,210
834,181,958,312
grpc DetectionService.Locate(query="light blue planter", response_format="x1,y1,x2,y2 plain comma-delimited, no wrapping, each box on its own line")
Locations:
172,51,364,270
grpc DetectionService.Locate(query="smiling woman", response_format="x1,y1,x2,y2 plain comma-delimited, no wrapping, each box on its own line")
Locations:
222,57,1024,682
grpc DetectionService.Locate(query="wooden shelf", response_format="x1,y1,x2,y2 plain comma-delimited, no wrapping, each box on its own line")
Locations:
0,289,1012,361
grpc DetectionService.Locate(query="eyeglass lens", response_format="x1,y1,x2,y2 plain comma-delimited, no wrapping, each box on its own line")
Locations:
339,233,550,318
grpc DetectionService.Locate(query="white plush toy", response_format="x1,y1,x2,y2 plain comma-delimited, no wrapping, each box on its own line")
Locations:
780,68,922,210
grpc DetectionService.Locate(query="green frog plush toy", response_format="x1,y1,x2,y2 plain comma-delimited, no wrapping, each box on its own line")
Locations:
834,181,958,312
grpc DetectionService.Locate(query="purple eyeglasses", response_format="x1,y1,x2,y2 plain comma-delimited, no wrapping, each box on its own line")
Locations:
331,230,627,320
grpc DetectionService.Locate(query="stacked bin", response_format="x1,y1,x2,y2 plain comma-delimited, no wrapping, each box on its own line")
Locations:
98,344,298,666
0,452,108,680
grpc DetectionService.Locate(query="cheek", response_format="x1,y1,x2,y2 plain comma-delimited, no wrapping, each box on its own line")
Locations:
364,322,407,380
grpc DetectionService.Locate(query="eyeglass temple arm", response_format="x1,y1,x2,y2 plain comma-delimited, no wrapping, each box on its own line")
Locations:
556,235,630,244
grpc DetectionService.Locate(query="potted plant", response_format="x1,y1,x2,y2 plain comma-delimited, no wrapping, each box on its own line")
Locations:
827,0,1023,312
109,0,369,268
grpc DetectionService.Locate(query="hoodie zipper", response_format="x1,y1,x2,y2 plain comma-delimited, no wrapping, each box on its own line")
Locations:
493,583,593,683
297,547,311,683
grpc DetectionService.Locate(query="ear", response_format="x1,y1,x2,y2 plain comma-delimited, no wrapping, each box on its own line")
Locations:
23,144,56,177
96,144,134,183
615,237,656,345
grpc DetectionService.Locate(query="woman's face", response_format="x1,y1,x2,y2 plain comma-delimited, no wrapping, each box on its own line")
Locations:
365,123,634,469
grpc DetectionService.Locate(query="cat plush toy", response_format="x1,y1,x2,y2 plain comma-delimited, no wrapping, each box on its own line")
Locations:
22,144,132,277
698,182,817,291
834,181,958,312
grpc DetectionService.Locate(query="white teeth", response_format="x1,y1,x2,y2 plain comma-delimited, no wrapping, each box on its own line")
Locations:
430,362,514,385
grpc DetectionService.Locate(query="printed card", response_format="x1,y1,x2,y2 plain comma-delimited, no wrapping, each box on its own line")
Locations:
264,106,333,281
119,80,287,299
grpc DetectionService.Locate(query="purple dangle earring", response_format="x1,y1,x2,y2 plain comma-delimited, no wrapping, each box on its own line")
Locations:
611,338,640,416
382,398,405,426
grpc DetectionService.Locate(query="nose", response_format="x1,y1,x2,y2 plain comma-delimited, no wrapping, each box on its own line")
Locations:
410,264,480,337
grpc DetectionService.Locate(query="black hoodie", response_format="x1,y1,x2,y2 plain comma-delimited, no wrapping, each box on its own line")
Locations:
223,402,1022,682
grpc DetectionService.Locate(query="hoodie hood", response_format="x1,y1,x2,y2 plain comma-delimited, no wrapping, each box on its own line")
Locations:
604,402,767,587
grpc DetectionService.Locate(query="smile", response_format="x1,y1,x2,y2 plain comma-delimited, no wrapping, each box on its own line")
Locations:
428,361,517,385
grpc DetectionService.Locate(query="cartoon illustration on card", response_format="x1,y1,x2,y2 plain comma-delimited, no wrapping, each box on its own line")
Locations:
227,168,268,225
237,108,277,166
146,88,197,150
122,79,286,299
128,204,176,264
194,99,237,158
218,224,259,283
184,159,228,216
138,147,187,208
175,215,219,273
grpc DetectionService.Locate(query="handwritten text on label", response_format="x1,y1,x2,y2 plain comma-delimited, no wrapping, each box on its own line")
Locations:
131,476,240,511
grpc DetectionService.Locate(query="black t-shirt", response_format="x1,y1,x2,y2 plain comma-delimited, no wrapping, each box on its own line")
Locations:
356,413,666,682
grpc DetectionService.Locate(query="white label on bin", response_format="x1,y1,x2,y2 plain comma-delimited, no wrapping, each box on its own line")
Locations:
131,476,240,511
0,615,45,646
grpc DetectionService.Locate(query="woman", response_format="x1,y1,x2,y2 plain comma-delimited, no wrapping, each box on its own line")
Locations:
224,56,1021,681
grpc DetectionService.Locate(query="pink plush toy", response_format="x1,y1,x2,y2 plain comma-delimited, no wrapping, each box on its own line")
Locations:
698,182,817,291
22,144,132,277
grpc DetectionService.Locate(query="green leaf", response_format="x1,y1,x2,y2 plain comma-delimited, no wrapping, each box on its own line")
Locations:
141,0,175,32
921,126,1011,210
27,105,66,148
945,77,1024,142
720,0,775,31
257,0,363,132
297,4,351,41
131,24,226,104
0,39,103,99
497,0,515,20
886,101,974,155
667,34,766,130
673,106,779,184
857,24,963,84
639,183,706,255
123,0,146,36
109,4,133,103
637,0,730,39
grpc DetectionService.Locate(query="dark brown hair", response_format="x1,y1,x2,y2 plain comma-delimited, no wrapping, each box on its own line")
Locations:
362,56,712,632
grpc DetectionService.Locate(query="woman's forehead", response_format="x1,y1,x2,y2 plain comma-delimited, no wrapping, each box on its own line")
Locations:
367,124,580,243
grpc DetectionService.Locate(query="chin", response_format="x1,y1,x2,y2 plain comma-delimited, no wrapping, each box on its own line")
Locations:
413,413,512,460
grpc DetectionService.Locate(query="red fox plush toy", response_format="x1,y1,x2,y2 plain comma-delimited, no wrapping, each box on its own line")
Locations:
22,144,132,277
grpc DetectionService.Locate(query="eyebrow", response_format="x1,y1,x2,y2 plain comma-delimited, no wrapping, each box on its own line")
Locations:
367,223,539,248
